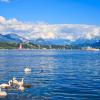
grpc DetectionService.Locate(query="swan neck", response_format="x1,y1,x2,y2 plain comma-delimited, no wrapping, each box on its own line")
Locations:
0,88,1,92
22,78,24,82
8,81,11,86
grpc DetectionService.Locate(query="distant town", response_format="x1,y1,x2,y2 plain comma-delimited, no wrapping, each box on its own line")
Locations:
0,42,99,51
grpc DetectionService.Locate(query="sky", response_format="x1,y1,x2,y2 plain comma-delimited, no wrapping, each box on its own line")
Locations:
0,0,100,25
0,0,100,40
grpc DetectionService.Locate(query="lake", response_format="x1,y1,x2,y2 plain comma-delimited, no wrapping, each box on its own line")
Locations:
0,50,100,100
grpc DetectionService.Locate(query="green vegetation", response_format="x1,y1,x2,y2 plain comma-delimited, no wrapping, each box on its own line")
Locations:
0,42,37,49
0,42,82,49
0,42,18,49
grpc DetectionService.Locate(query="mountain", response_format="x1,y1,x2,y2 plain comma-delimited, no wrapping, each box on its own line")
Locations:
45,39,71,45
71,38,98,45
29,38,49,45
29,38,71,45
0,34,24,43
0,33,100,48
91,40,100,48
71,39,100,48
29,38,100,48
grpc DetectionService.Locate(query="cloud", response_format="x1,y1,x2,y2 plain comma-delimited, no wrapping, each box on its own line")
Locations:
0,16,6,23
0,16,100,41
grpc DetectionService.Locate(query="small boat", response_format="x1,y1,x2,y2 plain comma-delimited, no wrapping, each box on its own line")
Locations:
84,47,99,51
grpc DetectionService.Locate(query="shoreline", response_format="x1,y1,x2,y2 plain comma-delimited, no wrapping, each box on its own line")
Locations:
0,49,99,51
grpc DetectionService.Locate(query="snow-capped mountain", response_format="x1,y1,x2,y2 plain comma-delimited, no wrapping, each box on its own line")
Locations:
0,33,100,48
29,38,72,45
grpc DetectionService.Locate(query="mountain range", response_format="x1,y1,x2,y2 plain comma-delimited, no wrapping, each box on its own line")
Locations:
0,33,100,48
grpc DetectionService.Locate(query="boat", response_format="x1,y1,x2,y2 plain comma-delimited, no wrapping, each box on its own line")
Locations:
84,47,99,51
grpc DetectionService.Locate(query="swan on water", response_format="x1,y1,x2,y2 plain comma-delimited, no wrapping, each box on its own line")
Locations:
12,77,19,85
17,78,31,90
18,85,24,91
0,81,11,89
0,88,7,97
24,68,31,73
18,78,24,86
11,77,24,86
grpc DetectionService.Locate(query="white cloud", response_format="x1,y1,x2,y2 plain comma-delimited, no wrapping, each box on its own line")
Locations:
0,16,6,23
0,16,100,41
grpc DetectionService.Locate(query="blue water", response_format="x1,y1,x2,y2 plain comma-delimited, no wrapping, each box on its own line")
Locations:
0,50,100,100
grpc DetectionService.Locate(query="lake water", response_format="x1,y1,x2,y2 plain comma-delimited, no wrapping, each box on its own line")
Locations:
0,50,100,100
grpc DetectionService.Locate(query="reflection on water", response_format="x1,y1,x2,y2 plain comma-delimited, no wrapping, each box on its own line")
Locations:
0,49,100,100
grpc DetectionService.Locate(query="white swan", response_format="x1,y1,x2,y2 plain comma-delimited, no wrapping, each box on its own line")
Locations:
0,81,11,89
18,85,24,91
12,77,19,85
24,68,31,73
18,78,24,86
0,88,7,97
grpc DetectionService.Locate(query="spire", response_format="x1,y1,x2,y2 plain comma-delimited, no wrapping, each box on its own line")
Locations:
19,43,22,49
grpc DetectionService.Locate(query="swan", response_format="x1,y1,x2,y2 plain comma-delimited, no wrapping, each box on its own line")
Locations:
18,85,24,91
12,77,19,85
24,68,31,73
0,88,7,97
18,78,24,86
0,81,11,89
